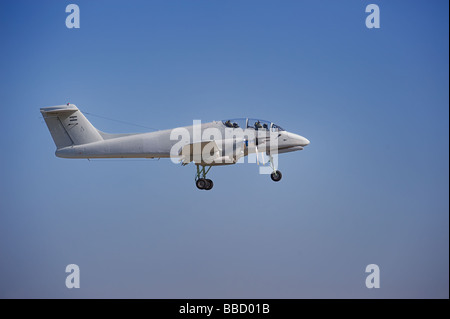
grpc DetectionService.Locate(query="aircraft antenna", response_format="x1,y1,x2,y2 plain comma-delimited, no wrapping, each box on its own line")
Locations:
81,110,159,131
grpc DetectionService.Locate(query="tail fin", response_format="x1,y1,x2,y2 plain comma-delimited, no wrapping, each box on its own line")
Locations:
40,104,103,149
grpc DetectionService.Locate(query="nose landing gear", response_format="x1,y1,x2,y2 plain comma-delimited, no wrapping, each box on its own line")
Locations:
268,155,282,182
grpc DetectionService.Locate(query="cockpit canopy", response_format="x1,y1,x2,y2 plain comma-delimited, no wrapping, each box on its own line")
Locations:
222,118,285,132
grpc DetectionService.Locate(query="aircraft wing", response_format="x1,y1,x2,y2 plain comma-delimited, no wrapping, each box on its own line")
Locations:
179,140,221,165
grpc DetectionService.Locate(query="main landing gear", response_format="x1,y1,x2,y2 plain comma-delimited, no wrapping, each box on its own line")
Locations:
195,165,214,190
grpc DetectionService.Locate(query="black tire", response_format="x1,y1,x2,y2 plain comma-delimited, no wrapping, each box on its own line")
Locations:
196,178,206,189
271,170,282,182
205,179,214,190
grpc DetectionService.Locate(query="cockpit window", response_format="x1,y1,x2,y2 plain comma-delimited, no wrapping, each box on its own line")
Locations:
222,118,285,131
222,118,246,128
271,124,285,132
247,119,271,130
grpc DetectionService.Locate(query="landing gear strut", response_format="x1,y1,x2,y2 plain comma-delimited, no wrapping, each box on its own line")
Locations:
195,165,213,190
268,155,282,182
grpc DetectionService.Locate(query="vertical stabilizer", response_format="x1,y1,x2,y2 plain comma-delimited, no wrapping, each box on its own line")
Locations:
40,104,103,149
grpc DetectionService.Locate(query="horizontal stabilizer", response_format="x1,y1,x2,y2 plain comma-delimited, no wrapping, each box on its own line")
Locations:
40,105,79,114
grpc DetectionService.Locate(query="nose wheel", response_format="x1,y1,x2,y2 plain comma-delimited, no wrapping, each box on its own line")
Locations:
195,165,214,190
268,155,282,182
270,170,282,182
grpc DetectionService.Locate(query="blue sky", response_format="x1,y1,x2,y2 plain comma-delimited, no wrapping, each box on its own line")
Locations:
0,0,448,298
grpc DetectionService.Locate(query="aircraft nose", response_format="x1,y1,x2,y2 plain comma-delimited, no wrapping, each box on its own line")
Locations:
290,133,310,146
301,137,310,146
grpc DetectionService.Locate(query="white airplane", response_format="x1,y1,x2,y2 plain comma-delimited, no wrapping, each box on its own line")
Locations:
41,104,310,190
